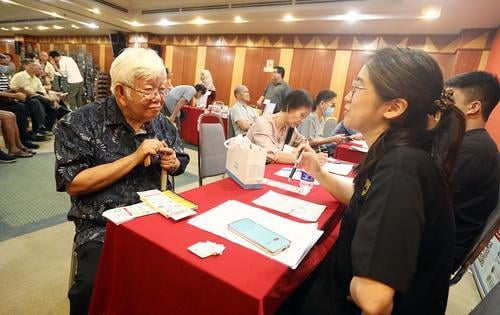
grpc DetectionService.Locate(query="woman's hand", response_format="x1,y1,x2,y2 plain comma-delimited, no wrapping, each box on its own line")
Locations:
299,152,323,178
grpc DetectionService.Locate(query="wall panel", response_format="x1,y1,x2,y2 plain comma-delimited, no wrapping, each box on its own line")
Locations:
451,50,483,75
205,46,235,104
172,46,197,87
429,53,456,79
289,49,335,99
242,47,281,105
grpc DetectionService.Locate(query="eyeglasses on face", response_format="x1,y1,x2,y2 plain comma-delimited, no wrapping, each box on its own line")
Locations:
350,80,374,99
121,83,166,100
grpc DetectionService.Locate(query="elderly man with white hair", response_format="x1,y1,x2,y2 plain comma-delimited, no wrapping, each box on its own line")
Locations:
54,48,190,315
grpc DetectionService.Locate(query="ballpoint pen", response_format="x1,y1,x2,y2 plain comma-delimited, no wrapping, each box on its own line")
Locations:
288,147,305,182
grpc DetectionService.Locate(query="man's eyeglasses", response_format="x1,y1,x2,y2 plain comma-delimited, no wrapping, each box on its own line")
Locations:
350,80,374,99
121,83,166,100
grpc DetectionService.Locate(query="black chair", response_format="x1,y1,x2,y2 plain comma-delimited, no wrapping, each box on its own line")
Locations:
450,192,500,285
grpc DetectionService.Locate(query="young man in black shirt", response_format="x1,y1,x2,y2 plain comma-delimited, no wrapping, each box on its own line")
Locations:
446,71,500,272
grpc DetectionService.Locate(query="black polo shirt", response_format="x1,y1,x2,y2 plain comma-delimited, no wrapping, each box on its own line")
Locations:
281,146,454,315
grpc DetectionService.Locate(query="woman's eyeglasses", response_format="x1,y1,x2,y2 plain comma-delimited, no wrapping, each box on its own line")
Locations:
350,80,374,98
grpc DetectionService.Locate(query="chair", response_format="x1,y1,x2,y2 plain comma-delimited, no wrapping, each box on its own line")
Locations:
323,117,338,136
450,192,500,285
197,113,227,186
227,111,236,138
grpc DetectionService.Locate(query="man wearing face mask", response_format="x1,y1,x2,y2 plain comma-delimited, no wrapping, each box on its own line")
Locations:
298,90,346,151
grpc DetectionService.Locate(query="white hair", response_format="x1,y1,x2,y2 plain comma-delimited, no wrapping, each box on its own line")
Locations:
110,48,166,96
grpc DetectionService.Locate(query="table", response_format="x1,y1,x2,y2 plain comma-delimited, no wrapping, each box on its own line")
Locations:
180,106,228,145
90,164,345,315
334,143,367,164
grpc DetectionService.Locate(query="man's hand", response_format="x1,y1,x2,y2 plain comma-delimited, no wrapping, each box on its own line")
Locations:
160,147,179,173
135,139,166,166
13,92,26,102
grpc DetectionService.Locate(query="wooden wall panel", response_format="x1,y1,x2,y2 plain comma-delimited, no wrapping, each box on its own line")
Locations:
289,49,335,99
104,45,114,72
204,46,235,104
429,53,456,79
242,47,281,105
339,51,372,121
451,50,483,75
171,46,197,87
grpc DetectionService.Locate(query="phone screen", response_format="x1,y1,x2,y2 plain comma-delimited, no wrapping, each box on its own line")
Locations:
228,218,291,255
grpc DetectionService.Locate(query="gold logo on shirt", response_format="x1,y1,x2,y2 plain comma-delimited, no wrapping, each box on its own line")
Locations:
361,179,371,196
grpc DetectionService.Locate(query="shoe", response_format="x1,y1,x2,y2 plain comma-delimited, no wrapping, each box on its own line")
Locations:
36,130,52,136
23,141,40,149
12,150,33,158
0,151,17,163
32,135,50,142
39,128,54,136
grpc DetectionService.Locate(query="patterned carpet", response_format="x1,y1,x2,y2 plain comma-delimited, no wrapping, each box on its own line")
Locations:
0,151,198,241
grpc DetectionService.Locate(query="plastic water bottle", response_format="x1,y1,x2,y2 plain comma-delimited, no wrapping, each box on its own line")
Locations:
299,170,315,191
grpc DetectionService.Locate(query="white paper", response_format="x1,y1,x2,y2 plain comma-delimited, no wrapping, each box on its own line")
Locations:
262,178,310,196
188,200,323,269
322,161,353,176
252,190,326,222
102,202,156,225
349,145,368,153
263,101,276,114
138,189,197,221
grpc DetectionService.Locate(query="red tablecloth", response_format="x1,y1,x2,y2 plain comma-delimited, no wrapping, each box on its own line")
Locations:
334,143,367,164
90,164,344,315
180,106,228,145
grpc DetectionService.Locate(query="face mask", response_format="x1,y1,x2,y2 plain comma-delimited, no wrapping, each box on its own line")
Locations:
0,64,8,74
324,106,333,117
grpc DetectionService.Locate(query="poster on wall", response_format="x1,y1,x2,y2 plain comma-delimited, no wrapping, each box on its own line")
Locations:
264,59,274,72
471,231,500,298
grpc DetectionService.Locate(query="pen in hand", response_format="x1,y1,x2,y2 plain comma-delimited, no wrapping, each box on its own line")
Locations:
288,147,305,182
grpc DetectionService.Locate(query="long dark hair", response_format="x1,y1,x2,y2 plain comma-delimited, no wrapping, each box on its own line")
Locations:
354,47,465,193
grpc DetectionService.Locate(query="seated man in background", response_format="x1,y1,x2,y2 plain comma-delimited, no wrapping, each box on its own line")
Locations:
230,84,257,136
55,48,190,315
162,83,206,127
446,71,500,272
298,90,346,152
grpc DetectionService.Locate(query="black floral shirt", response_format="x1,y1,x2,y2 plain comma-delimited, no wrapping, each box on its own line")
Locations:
54,96,190,247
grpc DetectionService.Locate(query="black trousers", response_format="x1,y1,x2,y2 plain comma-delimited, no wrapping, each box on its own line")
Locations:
68,241,103,315
28,95,58,130
0,99,30,143
24,97,46,133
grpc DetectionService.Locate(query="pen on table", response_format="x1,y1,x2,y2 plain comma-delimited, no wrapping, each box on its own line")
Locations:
288,147,305,182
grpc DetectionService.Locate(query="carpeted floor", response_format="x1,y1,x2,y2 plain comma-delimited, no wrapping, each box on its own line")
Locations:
0,151,198,241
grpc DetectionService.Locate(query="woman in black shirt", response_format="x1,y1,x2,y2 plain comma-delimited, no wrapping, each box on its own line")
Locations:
280,47,465,314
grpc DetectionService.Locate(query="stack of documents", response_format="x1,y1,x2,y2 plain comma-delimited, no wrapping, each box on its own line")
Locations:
138,189,197,221
322,160,353,176
188,200,323,269
252,190,326,222
102,202,157,225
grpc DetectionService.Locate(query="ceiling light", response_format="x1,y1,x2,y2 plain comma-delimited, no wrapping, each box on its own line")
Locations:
71,24,80,29
128,20,144,27
38,26,49,30
48,11,60,17
86,23,99,29
283,14,296,22
234,16,246,23
345,11,360,22
158,19,176,26
11,26,21,31
2,0,14,3
422,8,440,19
192,17,209,25
1,27,9,31
88,8,100,14
24,26,31,30
53,25,64,29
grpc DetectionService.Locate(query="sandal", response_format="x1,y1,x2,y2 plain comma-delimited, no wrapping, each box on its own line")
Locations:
21,147,37,154
13,150,33,158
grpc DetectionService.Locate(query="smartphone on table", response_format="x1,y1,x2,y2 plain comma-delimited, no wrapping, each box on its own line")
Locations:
228,218,291,255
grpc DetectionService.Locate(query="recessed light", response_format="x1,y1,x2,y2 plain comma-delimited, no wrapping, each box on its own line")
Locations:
234,16,246,23
1,27,10,31
53,25,64,29
192,17,209,25
345,11,360,22
38,26,49,30
87,23,99,29
11,26,21,31
158,19,175,26
24,26,31,30
283,14,296,22
128,20,144,27
88,8,100,14
71,24,80,29
422,8,440,19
